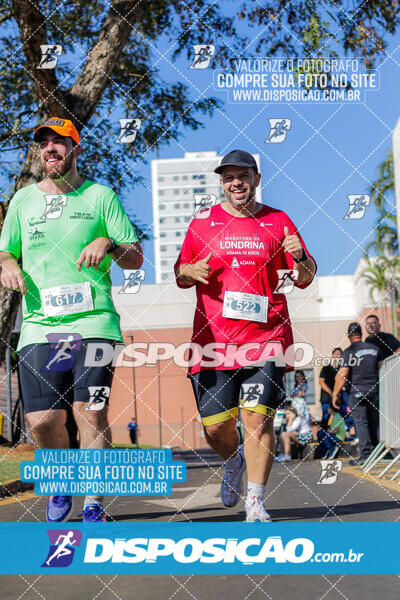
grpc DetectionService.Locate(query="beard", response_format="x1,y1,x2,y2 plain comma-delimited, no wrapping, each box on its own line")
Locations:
225,183,256,208
42,152,74,179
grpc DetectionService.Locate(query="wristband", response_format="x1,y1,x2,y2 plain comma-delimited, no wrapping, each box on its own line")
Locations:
292,249,307,263
106,237,119,254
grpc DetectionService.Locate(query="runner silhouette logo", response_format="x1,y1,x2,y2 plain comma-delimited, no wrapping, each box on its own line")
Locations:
42,333,82,372
86,386,110,411
42,529,82,568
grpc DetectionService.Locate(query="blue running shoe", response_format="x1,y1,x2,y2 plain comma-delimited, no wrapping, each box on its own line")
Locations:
78,504,106,522
220,445,246,507
46,496,73,522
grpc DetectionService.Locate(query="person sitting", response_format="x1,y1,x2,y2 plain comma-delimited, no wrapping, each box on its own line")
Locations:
316,401,346,459
275,406,313,462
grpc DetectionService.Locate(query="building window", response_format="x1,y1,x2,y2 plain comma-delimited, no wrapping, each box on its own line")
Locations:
175,217,180,223
184,216,190,222
182,175,188,181
160,233,166,238
183,189,189,195
161,245,167,252
159,218,165,224
159,190,164,196
159,204,165,210
174,189,179,195
193,188,206,193
173,176,179,181
176,231,181,237
158,176,164,182
162,273,169,280
193,174,205,180
161,260,167,266
174,203,180,209
176,244,181,251
183,203,189,208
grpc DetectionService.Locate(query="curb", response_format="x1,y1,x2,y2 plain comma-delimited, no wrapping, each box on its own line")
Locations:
0,480,34,498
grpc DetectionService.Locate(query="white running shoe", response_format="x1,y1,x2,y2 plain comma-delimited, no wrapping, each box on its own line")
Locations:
245,496,272,522
220,445,246,507
276,454,291,462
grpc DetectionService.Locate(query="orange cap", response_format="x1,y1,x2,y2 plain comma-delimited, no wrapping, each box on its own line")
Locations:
34,117,80,145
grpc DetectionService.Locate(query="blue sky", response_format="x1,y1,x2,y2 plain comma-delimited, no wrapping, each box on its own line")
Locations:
110,22,400,286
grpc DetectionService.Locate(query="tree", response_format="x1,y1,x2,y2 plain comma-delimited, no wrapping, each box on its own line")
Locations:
364,149,398,257
0,0,399,363
0,0,242,362
359,255,400,334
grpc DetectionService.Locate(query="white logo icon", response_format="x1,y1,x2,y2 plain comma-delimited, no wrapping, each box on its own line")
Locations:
241,383,264,408
42,195,67,220
317,460,342,485
86,386,110,411
37,44,63,69
45,531,76,566
117,119,141,144
274,269,299,294
193,194,217,217
231,257,240,269
119,269,146,294
190,44,215,69
344,195,370,219
265,118,292,143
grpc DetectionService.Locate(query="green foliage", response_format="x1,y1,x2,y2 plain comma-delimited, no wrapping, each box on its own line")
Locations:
365,149,398,257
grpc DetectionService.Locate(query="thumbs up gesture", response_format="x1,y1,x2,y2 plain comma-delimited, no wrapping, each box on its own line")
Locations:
282,226,303,260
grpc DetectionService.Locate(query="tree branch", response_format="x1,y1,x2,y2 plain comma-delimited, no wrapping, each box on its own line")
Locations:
0,127,35,143
68,0,139,124
11,0,66,116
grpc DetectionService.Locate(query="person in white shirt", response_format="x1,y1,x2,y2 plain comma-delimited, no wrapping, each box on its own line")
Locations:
275,406,313,462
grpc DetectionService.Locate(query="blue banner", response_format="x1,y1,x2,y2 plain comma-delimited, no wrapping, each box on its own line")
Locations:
20,449,186,496
0,523,398,574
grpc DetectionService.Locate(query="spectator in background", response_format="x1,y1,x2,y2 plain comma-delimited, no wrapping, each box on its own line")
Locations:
291,370,308,399
365,314,400,360
317,401,346,459
333,322,383,466
128,418,137,445
318,348,342,429
275,406,313,462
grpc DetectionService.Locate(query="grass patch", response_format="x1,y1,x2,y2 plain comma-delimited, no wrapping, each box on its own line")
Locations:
0,444,35,484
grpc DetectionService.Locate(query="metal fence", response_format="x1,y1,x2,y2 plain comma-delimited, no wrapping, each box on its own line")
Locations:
363,352,400,476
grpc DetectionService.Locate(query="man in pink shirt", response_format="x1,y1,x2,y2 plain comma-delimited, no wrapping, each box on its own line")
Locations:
175,150,316,521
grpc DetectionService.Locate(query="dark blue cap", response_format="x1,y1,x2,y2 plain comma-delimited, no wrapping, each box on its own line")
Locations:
348,322,362,336
214,149,258,174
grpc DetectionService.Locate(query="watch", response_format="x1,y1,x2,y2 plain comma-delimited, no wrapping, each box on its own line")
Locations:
292,249,307,263
106,237,119,254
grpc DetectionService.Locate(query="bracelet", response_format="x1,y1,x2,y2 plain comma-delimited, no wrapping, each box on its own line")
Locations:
106,237,119,254
292,249,307,263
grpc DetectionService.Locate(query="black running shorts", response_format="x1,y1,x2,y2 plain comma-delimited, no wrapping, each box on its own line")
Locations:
18,338,117,414
190,362,285,426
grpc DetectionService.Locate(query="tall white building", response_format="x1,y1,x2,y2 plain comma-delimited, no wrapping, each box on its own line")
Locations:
151,151,261,283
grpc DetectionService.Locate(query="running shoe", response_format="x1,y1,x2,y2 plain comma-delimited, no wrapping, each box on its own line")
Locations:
46,496,73,522
275,454,291,462
78,503,106,522
328,446,339,459
220,445,246,507
349,458,365,466
245,496,272,522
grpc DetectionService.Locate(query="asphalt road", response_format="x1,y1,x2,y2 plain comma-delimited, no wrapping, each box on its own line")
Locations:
0,451,399,599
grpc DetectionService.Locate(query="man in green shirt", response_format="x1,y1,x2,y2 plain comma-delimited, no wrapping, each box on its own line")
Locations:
0,117,143,522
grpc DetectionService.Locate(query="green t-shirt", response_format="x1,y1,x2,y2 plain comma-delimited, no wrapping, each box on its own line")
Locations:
0,180,138,350
329,412,346,442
